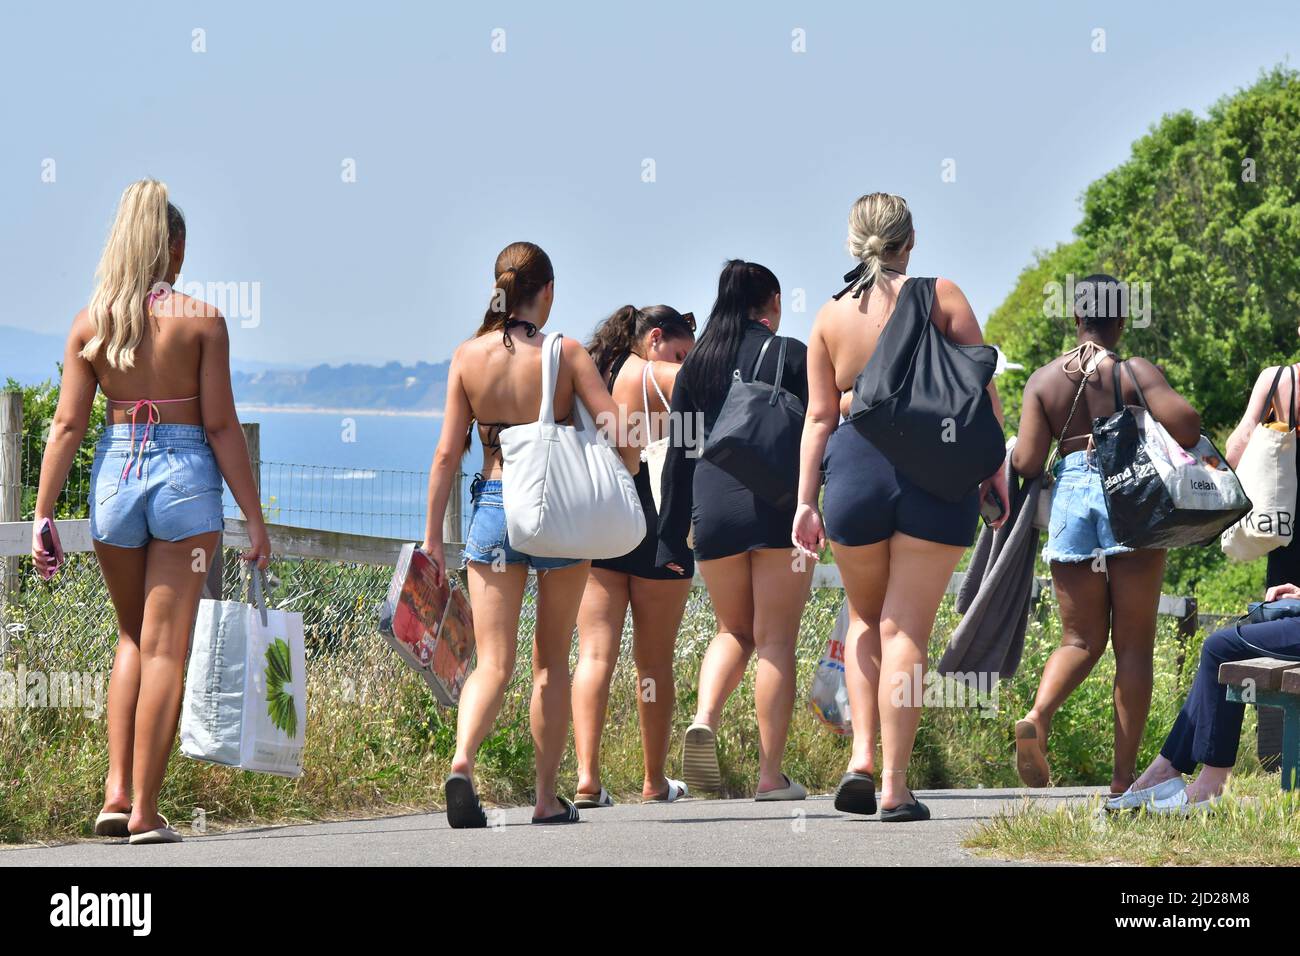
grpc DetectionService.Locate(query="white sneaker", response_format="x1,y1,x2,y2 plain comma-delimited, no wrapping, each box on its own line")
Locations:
1104,776,1185,812
1149,788,1220,816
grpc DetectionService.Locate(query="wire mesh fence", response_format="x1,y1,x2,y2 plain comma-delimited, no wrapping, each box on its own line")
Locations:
1,547,852,682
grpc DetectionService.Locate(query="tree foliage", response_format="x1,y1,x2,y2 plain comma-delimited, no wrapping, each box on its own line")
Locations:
987,65,1300,441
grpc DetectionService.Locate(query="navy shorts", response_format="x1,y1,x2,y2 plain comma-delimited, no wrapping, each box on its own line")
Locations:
821,423,979,548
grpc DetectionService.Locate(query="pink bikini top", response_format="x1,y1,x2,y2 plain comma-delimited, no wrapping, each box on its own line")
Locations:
106,396,200,480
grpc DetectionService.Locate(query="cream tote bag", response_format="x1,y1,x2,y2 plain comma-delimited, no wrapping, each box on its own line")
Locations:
1222,365,1298,561
499,333,645,559
641,360,670,513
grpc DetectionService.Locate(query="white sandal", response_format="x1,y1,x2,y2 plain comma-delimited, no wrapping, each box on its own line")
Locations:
573,787,614,809
643,779,689,803
93,810,130,838
128,815,184,845
755,773,807,802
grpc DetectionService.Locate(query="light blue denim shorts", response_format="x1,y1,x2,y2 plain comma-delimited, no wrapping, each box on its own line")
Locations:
89,424,225,548
461,475,583,571
1042,449,1134,564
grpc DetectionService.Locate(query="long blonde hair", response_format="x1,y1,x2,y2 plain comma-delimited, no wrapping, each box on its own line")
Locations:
846,192,913,295
82,179,186,370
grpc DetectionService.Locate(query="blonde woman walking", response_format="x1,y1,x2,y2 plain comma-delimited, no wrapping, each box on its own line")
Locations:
33,180,270,844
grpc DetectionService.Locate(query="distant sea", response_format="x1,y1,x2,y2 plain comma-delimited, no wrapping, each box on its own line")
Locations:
230,408,466,542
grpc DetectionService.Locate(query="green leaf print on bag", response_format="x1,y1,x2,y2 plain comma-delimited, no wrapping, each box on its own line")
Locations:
264,638,297,738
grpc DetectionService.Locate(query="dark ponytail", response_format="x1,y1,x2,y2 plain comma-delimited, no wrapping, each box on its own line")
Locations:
680,259,780,407
475,241,554,343
587,303,696,379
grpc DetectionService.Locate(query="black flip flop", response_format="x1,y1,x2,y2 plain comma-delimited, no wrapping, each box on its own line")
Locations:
880,792,931,823
531,797,580,825
833,772,877,815
445,773,487,829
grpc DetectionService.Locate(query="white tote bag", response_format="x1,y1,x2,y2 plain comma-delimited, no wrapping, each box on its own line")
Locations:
1223,365,1298,561
499,333,645,559
181,567,307,778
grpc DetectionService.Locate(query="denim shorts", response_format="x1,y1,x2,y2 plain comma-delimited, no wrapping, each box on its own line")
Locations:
89,424,225,548
1042,450,1134,564
460,476,583,571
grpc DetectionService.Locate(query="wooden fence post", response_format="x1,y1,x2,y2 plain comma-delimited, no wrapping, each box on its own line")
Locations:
203,421,260,600
443,468,463,545
0,391,22,610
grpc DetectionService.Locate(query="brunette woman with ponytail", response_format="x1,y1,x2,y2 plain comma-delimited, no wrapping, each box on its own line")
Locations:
656,260,813,801
32,180,269,844
572,303,696,807
422,241,638,827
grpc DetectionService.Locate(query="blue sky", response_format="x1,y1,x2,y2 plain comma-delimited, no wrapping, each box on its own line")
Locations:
2,0,1296,367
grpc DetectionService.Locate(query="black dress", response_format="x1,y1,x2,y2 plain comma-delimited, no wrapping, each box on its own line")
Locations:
590,352,694,581
655,323,809,567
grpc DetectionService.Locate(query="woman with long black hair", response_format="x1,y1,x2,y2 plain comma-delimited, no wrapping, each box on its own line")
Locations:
657,260,812,800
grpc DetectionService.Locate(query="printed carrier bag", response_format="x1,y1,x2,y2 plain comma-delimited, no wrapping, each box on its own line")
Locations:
377,543,476,706
1222,365,1297,561
181,567,307,778
1093,362,1250,550
808,602,852,735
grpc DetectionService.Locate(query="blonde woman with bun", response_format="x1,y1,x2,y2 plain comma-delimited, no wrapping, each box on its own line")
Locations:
32,179,270,844
792,193,1008,822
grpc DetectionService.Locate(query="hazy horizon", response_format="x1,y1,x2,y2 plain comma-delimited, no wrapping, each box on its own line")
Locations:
3,1,1297,369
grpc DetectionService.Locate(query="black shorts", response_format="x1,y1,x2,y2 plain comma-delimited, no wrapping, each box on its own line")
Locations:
592,466,694,581
821,423,979,548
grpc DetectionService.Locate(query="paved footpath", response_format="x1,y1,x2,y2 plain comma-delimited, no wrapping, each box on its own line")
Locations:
0,786,1096,867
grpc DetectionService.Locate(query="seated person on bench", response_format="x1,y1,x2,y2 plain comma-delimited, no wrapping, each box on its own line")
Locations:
1110,583,1300,813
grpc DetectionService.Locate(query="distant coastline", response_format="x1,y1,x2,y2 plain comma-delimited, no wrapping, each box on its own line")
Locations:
235,404,444,418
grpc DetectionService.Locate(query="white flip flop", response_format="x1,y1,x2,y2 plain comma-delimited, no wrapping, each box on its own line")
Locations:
643,778,689,804
128,815,184,845
93,811,130,838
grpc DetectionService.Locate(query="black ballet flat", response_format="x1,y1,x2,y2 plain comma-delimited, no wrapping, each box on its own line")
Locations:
833,772,877,816
879,793,931,823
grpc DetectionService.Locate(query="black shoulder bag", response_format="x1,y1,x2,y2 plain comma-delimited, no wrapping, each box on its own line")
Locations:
701,335,806,509
848,277,1005,503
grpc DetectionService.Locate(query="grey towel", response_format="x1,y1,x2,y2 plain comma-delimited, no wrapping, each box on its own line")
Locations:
937,452,1043,680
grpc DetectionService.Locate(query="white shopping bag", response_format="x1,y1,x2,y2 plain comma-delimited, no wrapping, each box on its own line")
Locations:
808,602,852,735
181,566,307,777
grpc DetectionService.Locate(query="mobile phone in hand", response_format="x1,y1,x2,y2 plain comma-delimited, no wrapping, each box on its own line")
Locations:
37,518,62,579
980,488,1006,527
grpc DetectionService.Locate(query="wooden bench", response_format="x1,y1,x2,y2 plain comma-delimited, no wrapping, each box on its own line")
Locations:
1219,657,1300,790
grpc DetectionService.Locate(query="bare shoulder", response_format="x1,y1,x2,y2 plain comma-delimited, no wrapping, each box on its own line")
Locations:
931,277,976,335
1124,355,1171,386
68,308,94,345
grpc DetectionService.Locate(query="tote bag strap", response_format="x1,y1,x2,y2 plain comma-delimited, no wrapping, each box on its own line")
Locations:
538,333,564,425
749,334,776,383
1111,358,1148,410
641,360,669,417
1262,364,1297,428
